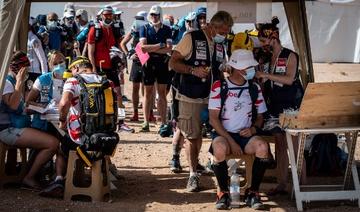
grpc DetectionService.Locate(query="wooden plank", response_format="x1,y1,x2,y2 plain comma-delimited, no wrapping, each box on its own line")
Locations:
296,81,360,128
313,63,360,83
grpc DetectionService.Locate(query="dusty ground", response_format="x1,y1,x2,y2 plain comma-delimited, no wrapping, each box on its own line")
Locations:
0,71,359,212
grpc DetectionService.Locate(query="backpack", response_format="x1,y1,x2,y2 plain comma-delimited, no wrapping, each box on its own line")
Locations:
306,133,342,176
219,79,259,123
75,75,119,166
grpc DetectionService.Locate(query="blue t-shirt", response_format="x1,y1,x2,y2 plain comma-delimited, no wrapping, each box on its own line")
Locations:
38,26,62,51
139,23,172,45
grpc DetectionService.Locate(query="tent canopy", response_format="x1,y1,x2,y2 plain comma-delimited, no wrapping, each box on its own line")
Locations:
0,0,312,97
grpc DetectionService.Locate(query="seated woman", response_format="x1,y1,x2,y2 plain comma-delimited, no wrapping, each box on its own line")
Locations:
26,50,67,194
0,51,59,190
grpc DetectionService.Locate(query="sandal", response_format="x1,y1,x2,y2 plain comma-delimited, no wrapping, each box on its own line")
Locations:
21,182,42,192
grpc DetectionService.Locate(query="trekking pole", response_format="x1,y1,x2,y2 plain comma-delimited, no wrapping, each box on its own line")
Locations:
99,60,105,75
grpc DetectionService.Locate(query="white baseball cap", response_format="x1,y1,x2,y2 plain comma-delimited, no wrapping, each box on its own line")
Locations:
113,7,123,15
227,49,258,70
64,11,74,18
185,12,196,21
149,5,162,15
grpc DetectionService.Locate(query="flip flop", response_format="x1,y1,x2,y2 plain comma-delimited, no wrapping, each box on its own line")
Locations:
21,183,42,192
266,187,288,196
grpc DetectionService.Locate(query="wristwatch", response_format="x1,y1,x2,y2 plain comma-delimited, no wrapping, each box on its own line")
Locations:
159,42,166,49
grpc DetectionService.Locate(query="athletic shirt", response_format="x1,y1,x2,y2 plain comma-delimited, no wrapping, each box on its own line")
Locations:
27,31,48,74
208,78,267,133
63,73,103,144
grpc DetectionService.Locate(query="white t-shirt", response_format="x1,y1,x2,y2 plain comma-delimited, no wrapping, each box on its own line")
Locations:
3,80,15,96
33,77,64,103
63,73,103,144
208,78,267,133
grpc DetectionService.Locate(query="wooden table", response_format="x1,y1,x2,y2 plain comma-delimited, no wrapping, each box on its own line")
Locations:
285,127,360,211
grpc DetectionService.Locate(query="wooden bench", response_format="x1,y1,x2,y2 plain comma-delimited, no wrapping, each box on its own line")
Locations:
0,142,27,188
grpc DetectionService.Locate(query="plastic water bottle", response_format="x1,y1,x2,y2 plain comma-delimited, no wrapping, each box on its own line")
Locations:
230,171,241,208
227,159,238,176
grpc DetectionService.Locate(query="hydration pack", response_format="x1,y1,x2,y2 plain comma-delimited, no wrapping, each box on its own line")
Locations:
75,75,119,166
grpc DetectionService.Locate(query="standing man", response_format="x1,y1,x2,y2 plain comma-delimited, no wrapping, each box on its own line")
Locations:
139,5,173,132
88,5,132,132
120,11,148,122
256,20,304,196
169,11,232,192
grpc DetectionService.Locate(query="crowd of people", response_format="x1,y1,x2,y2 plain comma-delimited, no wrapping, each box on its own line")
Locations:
0,3,305,210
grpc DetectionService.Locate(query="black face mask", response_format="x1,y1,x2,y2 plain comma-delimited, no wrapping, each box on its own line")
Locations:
104,18,112,25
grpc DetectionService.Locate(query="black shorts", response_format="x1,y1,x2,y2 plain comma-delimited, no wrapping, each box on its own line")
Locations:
209,131,252,154
142,55,170,86
60,134,79,158
97,67,120,87
129,60,143,83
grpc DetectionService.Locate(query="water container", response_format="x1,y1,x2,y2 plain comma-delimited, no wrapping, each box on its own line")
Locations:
230,172,241,208
227,159,238,176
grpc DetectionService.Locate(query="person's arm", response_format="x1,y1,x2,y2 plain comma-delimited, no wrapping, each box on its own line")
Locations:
87,27,97,72
120,31,132,55
239,113,264,137
2,68,26,110
25,88,41,107
33,39,48,74
58,91,73,129
169,50,208,78
256,52,297,86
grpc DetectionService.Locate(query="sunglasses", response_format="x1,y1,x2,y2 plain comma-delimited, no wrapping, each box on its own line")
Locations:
150,13,160,17
66,17,74,21
103,14,113,18
197,15,206,20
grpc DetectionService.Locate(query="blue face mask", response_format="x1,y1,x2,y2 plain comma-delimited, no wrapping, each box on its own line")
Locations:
213,34,225,43
244,67,256,80
53,63,66,77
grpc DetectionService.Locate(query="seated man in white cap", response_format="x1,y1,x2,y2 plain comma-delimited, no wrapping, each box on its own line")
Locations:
208,49,275,210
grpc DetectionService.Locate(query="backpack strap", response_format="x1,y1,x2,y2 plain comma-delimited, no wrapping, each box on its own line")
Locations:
219,79,228,120
219,79,259,123
248,80,259,123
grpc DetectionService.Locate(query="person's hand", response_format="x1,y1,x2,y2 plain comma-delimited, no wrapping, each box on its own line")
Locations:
59,121,67,130
73,41,80,49
228,138,243,157
239,128,253,138
192,66,209,79
130,53,138,60
255,71,266,79
16,67,28,82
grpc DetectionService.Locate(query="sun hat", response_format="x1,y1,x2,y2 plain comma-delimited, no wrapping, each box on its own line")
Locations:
227,49,258,70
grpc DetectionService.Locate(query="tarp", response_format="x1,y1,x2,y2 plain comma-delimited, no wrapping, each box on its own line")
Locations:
0,0,26,101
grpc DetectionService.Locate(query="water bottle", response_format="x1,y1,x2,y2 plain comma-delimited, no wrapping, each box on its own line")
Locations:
227,159,238,176
230,171,241,208
95,21,101,41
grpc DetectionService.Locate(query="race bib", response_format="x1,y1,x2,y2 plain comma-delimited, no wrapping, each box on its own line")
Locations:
275,58,287,74
195,40,207,60
215,44,224,62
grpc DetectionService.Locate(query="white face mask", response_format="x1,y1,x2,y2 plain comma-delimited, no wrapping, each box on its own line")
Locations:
213,34,226,43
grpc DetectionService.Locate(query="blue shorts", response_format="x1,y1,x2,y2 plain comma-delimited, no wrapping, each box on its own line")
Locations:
209,131,252,154
0,127,25,146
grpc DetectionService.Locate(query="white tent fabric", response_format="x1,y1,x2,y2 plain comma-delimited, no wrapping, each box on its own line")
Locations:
0,0,26,99
306,1,360,63
277,1,360,63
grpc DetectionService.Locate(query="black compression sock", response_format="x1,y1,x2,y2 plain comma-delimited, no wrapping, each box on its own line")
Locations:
212,160,229,192
250,157,268,192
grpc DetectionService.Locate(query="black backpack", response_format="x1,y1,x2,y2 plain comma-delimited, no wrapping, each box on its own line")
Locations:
75,75,119,166
219,79,259,123
306,133,342,176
